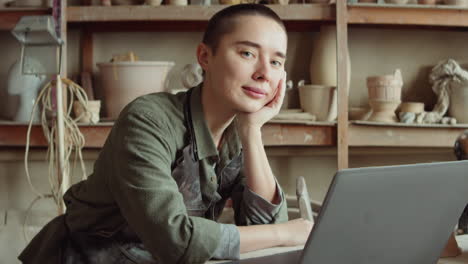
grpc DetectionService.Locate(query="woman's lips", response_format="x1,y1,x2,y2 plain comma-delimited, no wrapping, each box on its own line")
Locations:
242,86,267,99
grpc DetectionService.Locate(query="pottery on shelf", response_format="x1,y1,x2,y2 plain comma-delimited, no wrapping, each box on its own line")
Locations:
310,25,351,89
366,69,403,123
73,100,101,124
399,102,425,114
298,80,337,122
449,80,468,123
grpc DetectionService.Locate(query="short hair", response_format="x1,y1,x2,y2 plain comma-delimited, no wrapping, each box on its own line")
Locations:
202,4,286,54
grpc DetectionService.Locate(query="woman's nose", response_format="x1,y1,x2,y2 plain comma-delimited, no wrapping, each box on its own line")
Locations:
252,59,271,82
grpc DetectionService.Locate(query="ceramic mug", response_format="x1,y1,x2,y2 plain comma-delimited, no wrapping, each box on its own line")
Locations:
298,80,337,122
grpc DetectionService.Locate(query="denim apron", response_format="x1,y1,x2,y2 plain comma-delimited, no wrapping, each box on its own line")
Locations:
62,90,242,263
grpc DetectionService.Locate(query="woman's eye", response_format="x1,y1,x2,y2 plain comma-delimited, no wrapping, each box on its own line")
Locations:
241,51,254,58
271,60,282,67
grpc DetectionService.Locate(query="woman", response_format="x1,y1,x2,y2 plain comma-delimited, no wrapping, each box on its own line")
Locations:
19,4,313,263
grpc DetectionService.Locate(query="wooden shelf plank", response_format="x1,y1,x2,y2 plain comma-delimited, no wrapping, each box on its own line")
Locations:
348,4,468,27
262,123,336,146
349,123,467,147
0,122,336,148
67,4,335,23
0,123,111,148
0,8,51,30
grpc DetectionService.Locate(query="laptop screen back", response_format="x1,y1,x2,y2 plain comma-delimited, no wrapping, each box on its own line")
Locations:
301,161,468,264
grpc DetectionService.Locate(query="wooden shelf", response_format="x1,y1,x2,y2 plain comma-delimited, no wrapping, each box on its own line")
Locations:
67,4,335,23
0,8,51,31
349,123,467,147
0,122,336,148
348,3,468,27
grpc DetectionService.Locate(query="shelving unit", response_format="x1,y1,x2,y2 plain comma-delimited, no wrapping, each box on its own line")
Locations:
336,2,468,169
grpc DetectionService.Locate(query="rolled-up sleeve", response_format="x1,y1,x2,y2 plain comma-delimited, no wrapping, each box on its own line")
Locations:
212,224,240,260
108,109,222,264
231,174,289,226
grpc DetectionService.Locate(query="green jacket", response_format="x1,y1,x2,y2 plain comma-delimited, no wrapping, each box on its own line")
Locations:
19,85,288,264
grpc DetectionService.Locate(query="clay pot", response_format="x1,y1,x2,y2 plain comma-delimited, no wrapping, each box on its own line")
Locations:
367,69,403,102
449,81,468,123
73,100,101,124
298,81,337,122
97,61,174,119
367,69,403,123
399,102,424,114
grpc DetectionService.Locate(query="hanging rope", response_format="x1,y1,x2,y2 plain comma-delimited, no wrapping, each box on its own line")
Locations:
22,78,89,242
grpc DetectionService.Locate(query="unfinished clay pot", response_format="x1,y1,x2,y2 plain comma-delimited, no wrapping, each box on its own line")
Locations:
367,69,403,123
449,81,468,123
73,100,101,124
298,81,337,122
367,69,403,102
399,102,424,114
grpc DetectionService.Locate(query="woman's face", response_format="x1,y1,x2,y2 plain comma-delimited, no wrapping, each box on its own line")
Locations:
202,15,287,114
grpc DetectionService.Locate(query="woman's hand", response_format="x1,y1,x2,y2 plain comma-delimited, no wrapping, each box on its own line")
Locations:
237,71,287,135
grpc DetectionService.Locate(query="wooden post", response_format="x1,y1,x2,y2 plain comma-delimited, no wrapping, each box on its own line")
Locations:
57,0,68,214
82,27,94,74
336,0,350,170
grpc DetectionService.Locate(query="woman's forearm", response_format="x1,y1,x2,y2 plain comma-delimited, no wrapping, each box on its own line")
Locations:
237,218,314,253
238,224,281,253
241,128,279,204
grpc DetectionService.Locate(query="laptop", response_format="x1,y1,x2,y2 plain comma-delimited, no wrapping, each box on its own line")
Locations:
221,160,468,264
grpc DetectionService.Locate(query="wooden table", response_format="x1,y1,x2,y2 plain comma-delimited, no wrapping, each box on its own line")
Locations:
208,235,468,264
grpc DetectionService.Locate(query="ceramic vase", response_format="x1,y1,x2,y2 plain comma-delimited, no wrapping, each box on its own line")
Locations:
309,25,351,90
449,81,468,123
366,69,403,123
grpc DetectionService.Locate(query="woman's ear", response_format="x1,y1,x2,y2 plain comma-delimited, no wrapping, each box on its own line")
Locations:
196,43,211,71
